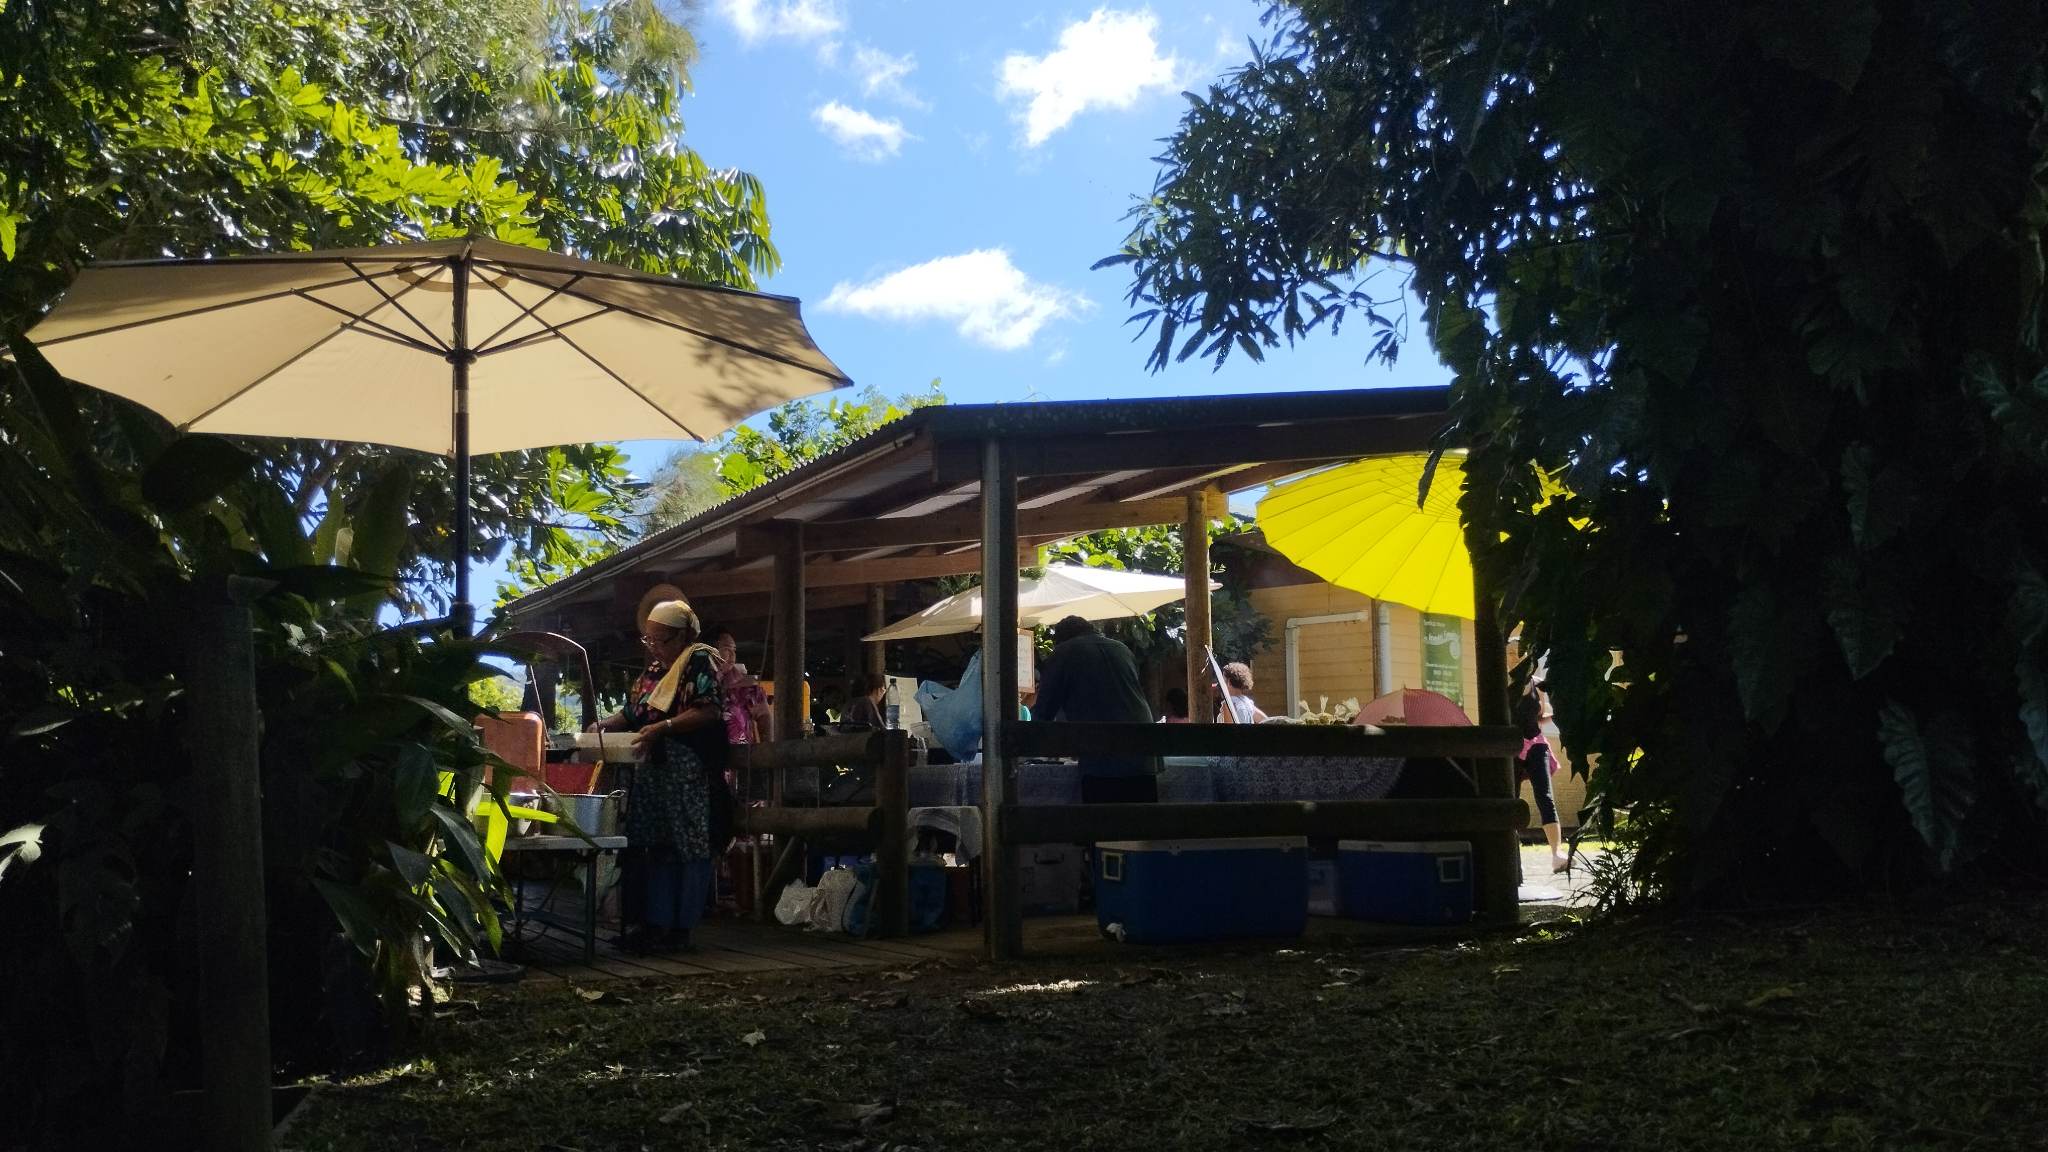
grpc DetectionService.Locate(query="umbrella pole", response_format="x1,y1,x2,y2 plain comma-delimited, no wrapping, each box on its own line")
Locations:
450,252,475,636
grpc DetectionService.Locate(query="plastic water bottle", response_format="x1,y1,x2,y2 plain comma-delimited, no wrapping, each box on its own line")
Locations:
884,681,901,729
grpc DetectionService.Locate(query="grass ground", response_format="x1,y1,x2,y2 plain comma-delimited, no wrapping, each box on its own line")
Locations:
284,892,2048,1152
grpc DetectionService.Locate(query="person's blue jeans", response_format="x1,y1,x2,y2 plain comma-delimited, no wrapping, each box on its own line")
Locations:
641,849,711,939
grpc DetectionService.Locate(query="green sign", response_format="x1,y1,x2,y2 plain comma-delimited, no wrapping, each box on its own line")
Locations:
1421,613,1465,707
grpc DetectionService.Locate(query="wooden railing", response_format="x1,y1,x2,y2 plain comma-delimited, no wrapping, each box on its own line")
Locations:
729,729,911,938
992,721,1530,935
730,722,1531,948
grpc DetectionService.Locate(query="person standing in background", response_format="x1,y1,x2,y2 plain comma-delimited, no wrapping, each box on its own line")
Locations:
1515,678,1567,874
1032,616,1157,802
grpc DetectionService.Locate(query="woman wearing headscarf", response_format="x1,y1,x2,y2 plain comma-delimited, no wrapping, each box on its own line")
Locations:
589,598,726,951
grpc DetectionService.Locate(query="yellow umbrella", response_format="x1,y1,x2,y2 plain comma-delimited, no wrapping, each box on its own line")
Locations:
1256,452,1474,618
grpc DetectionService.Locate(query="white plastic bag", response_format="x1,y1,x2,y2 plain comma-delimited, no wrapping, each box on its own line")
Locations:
773,879,816,926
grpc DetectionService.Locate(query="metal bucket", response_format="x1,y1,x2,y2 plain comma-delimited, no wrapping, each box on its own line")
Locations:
552,791,625,837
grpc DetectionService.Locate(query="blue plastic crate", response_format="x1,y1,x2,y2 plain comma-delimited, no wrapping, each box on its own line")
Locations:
1337,840,1473,925
1094,837,1308,944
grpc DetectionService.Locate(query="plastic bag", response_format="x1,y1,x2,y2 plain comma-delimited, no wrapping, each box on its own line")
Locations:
773,879,816,926
919,648,984,758
808,867,859,933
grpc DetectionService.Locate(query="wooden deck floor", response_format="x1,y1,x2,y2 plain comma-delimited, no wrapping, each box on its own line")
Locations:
508,915,983,983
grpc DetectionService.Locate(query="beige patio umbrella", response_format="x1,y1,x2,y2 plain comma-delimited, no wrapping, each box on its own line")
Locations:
865,564,1216,641
25,236,849,626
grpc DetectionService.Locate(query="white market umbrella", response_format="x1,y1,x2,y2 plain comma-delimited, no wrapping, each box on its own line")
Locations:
24,237,848,625
864,564,1217,642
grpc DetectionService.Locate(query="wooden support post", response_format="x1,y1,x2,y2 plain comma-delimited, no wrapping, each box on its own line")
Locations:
1184,490,1214,724
864,585,887,679
874,729,911,938
1472,587,1521,925
185,580,272,1152
980,438,1023,961
771,521,806,747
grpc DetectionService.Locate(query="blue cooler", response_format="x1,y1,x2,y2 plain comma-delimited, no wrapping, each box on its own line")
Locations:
1338,840,1473,925
1094,837,1308,943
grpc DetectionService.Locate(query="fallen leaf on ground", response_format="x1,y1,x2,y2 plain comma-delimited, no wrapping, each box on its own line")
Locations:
1745,986,1800,1011
958,998,1002,1020
576,989,626,1005
741,1029,767,1047
811,1100,895,1132
1236,1110,1339,1134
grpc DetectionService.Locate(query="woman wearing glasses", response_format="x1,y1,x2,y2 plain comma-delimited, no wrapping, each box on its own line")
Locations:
589,598,726,952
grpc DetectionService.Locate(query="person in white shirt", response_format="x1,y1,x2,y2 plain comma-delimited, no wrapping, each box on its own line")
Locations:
1213,662,1268,724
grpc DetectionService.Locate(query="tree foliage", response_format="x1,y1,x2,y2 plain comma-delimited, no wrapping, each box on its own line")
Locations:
1,0,775,612
711,381,949,494
1108,0,2048,898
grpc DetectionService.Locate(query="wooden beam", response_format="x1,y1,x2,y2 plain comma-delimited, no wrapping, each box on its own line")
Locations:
770,522,805,745
731,730,884,775
736,805,878,839
685,583,871,625
1185,490,1215,725
874,730,911,939
980,438,1023,961
864,586,887,677
185,580,272,1152
681,545,1034,596
736,491,1228,557
933,416,1444,483
1005,721,1525,761
1004,798,1529,846
1472,582,1519,925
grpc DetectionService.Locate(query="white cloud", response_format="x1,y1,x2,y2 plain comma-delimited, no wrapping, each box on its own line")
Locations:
850,44,924,107
714,0,843,44
822,250,1090,351
812,102,912,161
998,8,1183,146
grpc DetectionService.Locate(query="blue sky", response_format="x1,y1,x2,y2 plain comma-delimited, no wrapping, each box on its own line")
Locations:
469,0,1452,613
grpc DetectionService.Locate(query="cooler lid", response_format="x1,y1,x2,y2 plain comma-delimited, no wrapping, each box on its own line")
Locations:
1096,837,1308,853
1338,839,1473,854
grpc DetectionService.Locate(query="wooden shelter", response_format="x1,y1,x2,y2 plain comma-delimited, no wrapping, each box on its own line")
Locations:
501,387,1528,957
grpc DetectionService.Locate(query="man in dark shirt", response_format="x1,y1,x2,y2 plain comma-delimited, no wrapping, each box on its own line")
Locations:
1032,616,1157,802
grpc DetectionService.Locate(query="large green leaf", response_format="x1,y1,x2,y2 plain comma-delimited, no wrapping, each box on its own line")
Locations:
1823,557,1902,680
346,465,414,581
313,876,383,960
1877,702,1977,871
140,435,255,515
2012,658,2048,814
390,743,440,829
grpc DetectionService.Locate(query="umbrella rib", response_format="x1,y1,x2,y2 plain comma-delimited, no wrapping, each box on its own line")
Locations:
482,262,850,384
549,326,707,442
471,306,613,359
27,263,429,347
343,259,450,352
471,273,586,354
290,289,442,354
